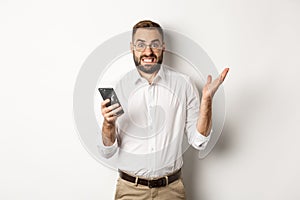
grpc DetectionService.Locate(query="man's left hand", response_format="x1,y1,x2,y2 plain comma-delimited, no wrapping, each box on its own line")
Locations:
202,68,229,100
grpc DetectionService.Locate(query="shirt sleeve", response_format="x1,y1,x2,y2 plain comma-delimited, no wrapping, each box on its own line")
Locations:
191,129,212,150
184,76,211,151
96,127,118,159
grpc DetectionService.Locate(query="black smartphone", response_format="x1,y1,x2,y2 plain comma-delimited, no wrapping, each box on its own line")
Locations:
98,88,124,116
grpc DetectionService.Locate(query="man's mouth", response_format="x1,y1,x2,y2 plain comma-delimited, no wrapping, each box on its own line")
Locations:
141,57,156,64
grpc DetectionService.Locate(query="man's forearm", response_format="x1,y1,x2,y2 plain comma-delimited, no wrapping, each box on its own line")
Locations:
102,121,116,146
197,97,212,137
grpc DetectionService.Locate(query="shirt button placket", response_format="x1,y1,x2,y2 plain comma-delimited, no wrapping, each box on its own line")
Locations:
146,85,152,173
149,85,156,173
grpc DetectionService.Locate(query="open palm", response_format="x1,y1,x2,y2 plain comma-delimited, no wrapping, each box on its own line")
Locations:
202,68,229,100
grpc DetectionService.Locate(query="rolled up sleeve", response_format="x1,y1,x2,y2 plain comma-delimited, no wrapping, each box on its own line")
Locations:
191,129,212,150
185,77,211,151
97,130,118,159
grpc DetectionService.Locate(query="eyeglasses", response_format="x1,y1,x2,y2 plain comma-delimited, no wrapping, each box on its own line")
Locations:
133,41,163,52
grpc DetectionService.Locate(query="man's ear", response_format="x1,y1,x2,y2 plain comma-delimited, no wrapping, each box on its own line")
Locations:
162,42,166,51
130,42,134,53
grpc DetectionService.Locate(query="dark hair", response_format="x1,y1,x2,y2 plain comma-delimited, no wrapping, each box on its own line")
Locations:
132,20,164,41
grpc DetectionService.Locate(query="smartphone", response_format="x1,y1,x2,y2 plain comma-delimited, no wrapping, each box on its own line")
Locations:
98,88,124,116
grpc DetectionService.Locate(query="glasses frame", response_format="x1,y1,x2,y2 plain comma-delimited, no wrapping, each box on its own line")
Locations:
133,41,163,52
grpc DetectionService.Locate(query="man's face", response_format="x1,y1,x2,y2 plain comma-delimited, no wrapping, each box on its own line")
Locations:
131,28,165,74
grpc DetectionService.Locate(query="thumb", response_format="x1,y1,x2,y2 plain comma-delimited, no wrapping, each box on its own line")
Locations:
206,75,212,84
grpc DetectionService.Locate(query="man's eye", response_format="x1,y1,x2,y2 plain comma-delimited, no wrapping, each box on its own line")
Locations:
137,43,145,48
151,43,160,48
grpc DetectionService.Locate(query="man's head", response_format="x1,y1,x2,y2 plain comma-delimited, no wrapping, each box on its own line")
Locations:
131,20,165,74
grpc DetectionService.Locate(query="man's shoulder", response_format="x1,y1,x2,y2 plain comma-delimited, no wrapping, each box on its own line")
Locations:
163,65,193,84
115,67,138,93
118,67,139,83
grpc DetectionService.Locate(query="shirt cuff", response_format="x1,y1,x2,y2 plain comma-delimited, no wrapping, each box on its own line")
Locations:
98,138,118,158
191,129,212,150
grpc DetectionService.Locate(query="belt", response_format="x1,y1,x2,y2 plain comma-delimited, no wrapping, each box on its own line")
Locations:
118,169,181,188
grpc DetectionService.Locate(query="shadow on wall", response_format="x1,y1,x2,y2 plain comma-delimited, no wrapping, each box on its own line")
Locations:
182,120,233,200
159,30,234,199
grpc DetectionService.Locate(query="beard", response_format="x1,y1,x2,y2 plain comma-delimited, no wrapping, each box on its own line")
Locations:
133,52,164,74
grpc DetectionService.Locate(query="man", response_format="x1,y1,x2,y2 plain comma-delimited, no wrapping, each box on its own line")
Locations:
98,20,229,200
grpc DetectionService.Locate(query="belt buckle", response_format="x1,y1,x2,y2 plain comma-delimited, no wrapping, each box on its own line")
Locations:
148,178,155,188
148,180,153,188
148,177,167,188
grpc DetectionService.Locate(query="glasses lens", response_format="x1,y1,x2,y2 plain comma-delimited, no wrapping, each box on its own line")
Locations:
135,42,145,51
151,42,161,50
134,42,162,52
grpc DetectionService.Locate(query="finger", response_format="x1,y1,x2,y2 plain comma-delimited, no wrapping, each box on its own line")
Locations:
206,75,212,84
105,115,117,123
104,112,115,119
106,111,118,119
102,103,119,115
220,68,229,82
107,103,120,112
104,104,120,115
101,99,110,108
113,106,123,114
109,105,123,117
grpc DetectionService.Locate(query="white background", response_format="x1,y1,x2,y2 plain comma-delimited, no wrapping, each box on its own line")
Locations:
1,0,300,199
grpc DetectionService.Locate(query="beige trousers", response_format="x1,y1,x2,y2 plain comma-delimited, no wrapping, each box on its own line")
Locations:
114,177,186,200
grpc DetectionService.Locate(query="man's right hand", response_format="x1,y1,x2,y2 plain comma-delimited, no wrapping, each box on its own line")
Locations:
101,99,122,146
101,99,122,124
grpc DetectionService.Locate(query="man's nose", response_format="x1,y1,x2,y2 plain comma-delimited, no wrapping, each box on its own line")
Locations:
143,46,153,55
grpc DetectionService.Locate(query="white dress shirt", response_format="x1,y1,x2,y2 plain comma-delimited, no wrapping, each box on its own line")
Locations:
98,65,211,178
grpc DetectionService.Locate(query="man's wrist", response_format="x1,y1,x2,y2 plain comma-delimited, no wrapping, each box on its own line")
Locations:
201,96,213,105
103,120,115,128
102,135,116,146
